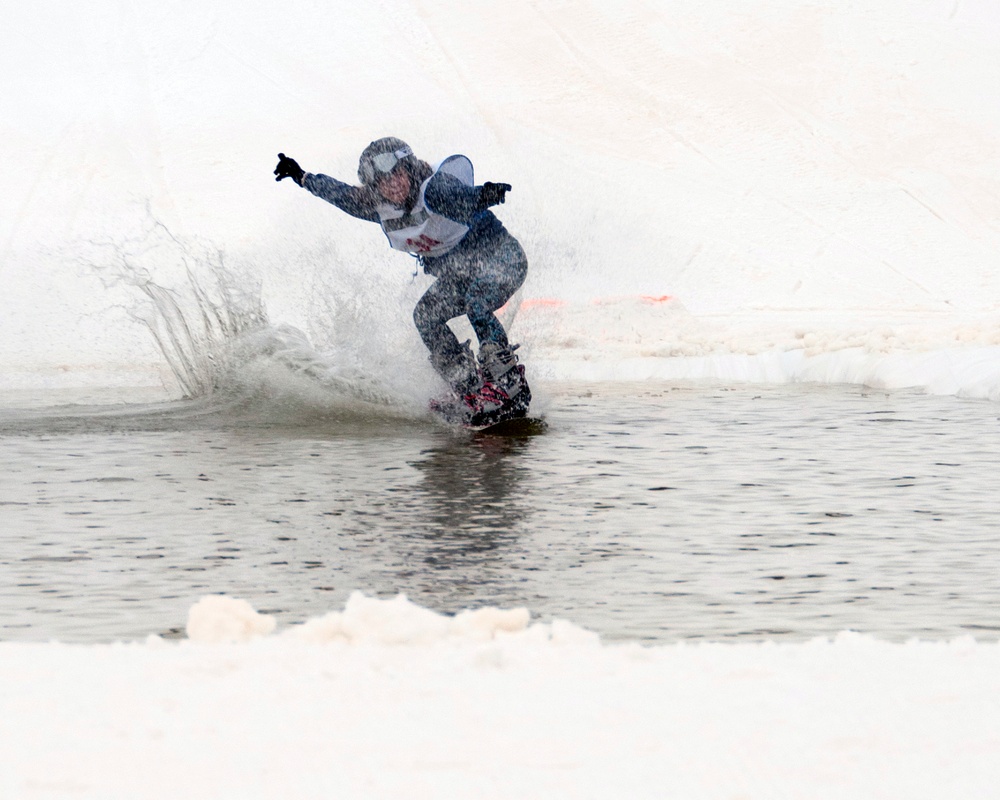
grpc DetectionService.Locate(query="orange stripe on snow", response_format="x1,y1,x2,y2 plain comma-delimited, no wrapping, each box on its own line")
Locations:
519,298,567,308
588,294,675,306
499,297,567,313
501,296,672,311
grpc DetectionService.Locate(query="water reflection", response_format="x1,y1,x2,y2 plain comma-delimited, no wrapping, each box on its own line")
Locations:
389,433,537,607
409,434,533,535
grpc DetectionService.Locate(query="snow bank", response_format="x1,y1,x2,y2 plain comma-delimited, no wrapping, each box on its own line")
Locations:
3,593,998,799
515,297,1000,398
186,591,539,646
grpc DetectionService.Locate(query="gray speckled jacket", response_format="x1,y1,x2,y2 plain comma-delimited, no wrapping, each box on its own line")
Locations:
302,166,515,278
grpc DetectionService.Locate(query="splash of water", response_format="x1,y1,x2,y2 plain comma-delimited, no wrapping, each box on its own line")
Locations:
85,214,267,398
80,213,430,418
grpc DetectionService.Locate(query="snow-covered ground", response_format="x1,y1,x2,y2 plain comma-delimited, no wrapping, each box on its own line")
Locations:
4,1,1000,796
3,593,999,799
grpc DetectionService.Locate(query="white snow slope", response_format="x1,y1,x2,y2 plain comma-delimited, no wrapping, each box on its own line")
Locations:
2,0,1000,395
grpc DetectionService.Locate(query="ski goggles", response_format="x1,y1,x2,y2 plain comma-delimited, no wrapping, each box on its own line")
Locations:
361,146,413,184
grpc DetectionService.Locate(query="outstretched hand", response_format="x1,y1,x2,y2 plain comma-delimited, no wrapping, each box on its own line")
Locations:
478,181,512,210
274,153,305,186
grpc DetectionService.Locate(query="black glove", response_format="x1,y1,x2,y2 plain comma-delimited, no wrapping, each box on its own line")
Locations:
478,181,512,210
274,153,305,186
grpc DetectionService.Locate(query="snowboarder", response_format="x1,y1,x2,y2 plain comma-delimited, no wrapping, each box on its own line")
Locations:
273,138,529,425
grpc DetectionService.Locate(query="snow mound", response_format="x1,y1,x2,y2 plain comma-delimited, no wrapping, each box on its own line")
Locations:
184,591,598,648
186,595,277,643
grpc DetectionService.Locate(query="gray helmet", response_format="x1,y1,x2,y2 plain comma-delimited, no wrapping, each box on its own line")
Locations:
358,137,414,186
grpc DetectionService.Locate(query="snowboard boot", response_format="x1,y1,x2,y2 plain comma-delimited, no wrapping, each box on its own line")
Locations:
467,342,531,425
478,343,530,409
430,341,481,396
462,379,510,422
428,341,485,422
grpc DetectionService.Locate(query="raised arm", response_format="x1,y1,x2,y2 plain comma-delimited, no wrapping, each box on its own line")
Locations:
302,173,380,222
274,153,380,223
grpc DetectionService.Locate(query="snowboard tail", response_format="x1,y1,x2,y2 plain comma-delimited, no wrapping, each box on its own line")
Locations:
469,413,547,436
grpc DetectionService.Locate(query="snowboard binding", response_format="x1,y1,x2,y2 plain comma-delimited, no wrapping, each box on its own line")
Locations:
430,343,531,429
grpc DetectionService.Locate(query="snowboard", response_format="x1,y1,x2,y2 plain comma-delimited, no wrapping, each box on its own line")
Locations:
429,388,543,435
468,415,547,436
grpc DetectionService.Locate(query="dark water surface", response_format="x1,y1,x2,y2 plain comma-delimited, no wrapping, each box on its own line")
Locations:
2,383,999,643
